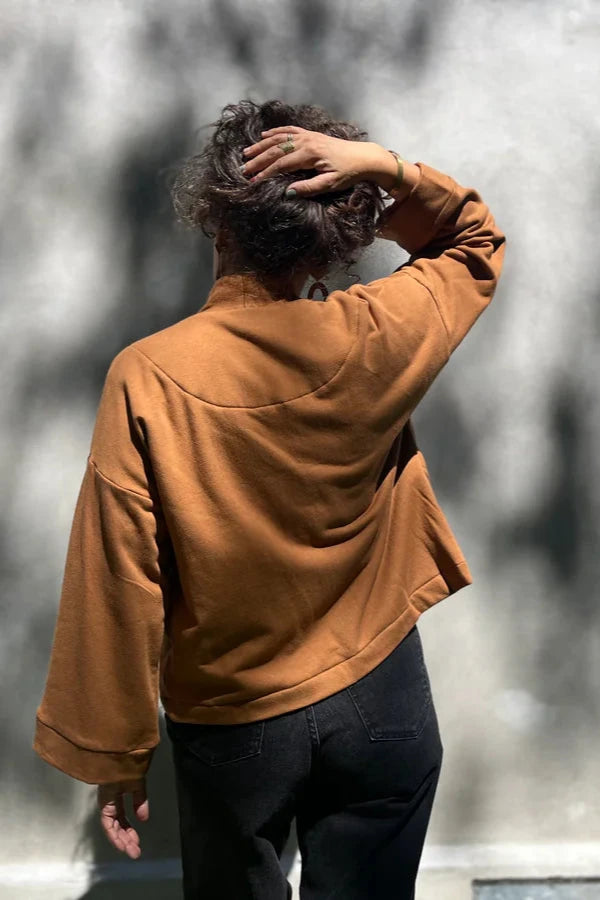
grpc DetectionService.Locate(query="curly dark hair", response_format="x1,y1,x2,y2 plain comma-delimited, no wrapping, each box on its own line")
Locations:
169,98,386,279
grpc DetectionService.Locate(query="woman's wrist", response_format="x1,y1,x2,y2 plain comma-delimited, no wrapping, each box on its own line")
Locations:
367,145,420,200
365,145,399,192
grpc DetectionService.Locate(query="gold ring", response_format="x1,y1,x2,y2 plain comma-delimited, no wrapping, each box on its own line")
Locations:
280,139,295,155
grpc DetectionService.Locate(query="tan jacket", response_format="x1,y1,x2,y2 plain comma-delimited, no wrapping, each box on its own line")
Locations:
33,161,506,784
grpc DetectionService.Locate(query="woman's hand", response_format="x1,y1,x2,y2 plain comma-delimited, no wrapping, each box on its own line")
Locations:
240,126,399,197
97,777,149,859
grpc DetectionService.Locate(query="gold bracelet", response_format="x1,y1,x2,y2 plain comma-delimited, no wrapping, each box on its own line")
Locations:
387,150,405,192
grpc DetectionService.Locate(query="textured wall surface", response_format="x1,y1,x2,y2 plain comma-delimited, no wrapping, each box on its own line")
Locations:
2,0,599,897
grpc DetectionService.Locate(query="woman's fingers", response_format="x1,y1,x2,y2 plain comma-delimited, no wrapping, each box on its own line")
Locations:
260,125,305,135
244,148,305,184
259,125,305,140
101,811,142,859
98,785,144,859
243,129,304,160
242,134,305,177
132,787,150,822
286,172,340,197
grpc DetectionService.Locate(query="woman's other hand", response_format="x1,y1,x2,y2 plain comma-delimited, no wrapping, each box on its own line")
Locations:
97,777,149,859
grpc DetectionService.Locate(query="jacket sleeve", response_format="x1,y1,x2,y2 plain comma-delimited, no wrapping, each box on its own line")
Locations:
33,346,171,784
345,161,507,426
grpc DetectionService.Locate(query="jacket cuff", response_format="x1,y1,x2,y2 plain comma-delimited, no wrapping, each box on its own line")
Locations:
33,716,155,785
376,161,459,255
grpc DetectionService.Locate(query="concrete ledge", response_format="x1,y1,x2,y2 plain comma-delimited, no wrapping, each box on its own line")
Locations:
1,844,599,900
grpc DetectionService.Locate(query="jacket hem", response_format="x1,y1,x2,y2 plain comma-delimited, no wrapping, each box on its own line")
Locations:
163,559,472,726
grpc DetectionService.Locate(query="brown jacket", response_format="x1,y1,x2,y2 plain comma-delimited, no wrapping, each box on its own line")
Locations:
33,161,506,784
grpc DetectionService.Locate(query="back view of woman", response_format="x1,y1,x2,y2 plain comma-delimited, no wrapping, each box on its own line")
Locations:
33,98,506,899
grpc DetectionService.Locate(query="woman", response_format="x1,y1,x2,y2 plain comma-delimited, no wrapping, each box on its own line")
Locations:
34,98,506,899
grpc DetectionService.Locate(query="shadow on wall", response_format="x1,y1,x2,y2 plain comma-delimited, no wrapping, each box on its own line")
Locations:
489,371,599,721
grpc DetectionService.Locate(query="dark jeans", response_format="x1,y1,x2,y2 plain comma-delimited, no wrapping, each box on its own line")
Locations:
165,624,443,900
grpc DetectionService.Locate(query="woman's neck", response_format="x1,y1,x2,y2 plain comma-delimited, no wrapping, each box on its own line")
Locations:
215,257,308,301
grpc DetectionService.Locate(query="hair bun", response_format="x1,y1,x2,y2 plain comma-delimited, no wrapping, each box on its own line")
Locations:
169,99,386,278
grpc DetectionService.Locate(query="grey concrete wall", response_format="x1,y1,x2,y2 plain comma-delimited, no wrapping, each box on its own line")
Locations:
2,0,599,897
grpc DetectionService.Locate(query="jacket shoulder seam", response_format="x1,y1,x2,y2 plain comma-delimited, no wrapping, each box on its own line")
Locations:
128,309,360,409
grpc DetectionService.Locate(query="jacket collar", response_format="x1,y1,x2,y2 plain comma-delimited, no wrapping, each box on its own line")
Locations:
202,273,303,311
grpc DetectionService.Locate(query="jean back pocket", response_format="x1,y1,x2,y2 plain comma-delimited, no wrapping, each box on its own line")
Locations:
346,625,432,741
165,714,265,767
